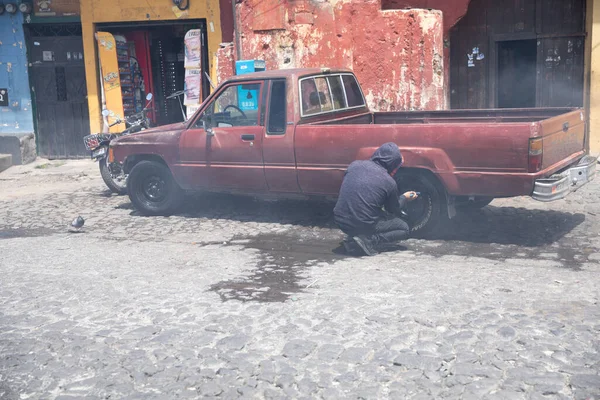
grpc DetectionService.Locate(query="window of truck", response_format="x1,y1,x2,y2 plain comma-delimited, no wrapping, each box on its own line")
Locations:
342,75,365,108
328,76,348,110
197,82,262,128
267,80,286,134
299,73,365,117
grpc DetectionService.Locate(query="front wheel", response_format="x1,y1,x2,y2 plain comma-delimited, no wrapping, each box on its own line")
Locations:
99,157,128,195
395,173,445,237
127,160,183,215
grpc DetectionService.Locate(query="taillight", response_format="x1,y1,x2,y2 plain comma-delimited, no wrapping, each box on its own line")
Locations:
529,138,543,172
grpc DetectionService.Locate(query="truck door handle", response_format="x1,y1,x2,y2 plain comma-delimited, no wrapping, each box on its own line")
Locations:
241,134,255,141
563,122,570,132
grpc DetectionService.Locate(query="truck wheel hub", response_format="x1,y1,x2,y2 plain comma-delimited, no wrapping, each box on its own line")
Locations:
143,177,167,201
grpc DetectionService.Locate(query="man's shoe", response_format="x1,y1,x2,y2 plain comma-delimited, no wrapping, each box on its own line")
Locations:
342,237,360,254
352,235,378,256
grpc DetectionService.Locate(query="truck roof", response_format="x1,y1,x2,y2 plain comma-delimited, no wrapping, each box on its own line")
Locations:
226,67,354,82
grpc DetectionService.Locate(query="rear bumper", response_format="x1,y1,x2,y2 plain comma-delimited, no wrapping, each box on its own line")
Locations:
532,155,597,202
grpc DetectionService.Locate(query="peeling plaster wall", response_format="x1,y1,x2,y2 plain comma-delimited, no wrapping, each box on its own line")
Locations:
216,43,235,84
0,13,34,136
382,0,472,35
231,0,445,111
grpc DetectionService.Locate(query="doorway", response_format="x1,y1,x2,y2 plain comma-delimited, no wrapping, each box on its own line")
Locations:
26,24,90,158
497,40,537,108
98,21,210,127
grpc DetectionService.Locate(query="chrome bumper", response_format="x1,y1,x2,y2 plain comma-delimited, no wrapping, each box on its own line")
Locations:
532,155,597,202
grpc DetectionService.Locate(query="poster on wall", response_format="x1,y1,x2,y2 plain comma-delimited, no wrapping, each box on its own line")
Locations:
96,32,125,133
184,69,201,106
184,29,201,69
184,29,203,114
186,105,200,120
34,0,80,17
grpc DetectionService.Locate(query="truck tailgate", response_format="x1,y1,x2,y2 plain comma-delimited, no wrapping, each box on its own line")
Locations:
539,109,585,170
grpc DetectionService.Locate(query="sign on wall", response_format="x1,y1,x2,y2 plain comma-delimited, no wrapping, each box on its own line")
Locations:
34,0,80,17
96,32,125,133
0,89,8,107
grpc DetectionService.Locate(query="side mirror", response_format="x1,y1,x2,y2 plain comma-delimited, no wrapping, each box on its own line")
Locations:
146,93,153,101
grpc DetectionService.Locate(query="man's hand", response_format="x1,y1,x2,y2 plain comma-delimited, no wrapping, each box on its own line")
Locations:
403,191,419,201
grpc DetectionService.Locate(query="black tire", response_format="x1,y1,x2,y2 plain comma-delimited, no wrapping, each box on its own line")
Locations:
395,173,445,236
127,160,183,215
99,157,127,195
456,197,493,211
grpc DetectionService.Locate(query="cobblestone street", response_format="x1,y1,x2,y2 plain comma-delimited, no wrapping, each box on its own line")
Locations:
1,159,599,399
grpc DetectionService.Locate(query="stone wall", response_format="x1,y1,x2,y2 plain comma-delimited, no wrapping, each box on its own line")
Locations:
218,0,446,111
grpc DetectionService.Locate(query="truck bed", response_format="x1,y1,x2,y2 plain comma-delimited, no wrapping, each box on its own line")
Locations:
298,107,586,197
374,107,586,172
372,107,579,124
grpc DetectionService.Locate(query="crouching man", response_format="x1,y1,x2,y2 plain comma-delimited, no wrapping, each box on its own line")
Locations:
334,142,418,256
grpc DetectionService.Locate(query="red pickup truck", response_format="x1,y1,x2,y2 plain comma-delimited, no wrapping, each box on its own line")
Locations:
110,68,597,234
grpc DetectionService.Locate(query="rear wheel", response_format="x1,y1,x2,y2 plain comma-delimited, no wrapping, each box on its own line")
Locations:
127,160,183,215
395,173,445,236
99,157,127,195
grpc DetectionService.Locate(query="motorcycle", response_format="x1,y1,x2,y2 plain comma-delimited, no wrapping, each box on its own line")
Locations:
83,93,153,195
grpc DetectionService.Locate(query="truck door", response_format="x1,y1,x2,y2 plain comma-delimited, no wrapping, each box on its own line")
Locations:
262,79,300,193
179,80,267,191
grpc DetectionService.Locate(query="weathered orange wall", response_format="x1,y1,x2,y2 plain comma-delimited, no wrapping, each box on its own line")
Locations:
232,0,446,111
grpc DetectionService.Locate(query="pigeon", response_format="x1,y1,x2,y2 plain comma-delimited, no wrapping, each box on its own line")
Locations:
69,216,85,232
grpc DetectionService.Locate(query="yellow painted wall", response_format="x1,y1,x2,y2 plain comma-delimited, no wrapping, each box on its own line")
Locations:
80,0,224,133
589,0,600,154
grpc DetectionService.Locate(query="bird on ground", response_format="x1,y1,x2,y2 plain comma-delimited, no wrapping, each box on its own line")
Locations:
69,216,85,232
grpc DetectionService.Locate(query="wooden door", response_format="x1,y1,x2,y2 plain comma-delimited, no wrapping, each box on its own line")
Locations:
29,35,90,158
450,0,585,109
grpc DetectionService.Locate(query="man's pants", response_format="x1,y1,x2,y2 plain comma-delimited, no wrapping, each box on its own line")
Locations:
338,215,410,246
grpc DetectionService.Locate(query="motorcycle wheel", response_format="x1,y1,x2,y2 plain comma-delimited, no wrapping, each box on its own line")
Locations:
99,157,128,195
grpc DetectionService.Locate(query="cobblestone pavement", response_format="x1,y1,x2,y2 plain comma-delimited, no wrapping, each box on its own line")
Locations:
1,159,599,399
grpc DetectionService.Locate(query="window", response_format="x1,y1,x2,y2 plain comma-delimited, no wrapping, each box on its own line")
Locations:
268,80,286,134
301,78,333,116
198,83,261,128
342,75,365,108
300,73,365,117
328,76,347,110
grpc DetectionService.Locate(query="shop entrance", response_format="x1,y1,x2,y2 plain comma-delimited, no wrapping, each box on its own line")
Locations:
97,21,210,127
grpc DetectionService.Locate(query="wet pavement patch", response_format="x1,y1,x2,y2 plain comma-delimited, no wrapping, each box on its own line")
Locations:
209,233,347,303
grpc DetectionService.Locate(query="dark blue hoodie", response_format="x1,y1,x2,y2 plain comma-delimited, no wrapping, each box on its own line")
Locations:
334,142,405,232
